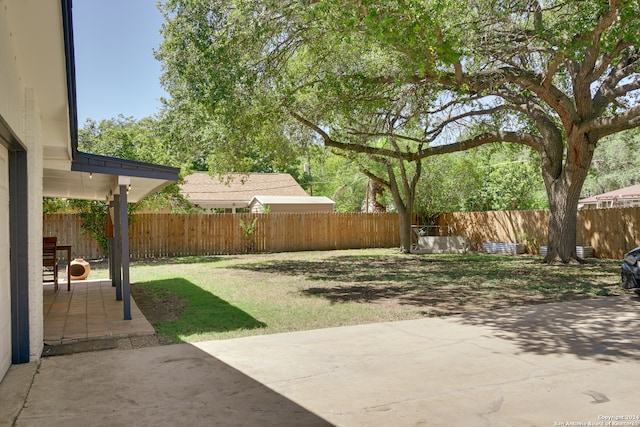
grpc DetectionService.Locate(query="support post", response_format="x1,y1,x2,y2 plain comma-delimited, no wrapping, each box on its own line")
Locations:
107,202,115,284
119,183,131,320
113,194,122,301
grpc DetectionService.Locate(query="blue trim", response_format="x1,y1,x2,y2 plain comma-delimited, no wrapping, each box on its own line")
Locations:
61,0,79,154
72,152,179,181
9,150,30,363
1,108,30,363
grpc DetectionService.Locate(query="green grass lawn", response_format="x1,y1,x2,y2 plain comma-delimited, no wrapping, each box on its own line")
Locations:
89,249,625,344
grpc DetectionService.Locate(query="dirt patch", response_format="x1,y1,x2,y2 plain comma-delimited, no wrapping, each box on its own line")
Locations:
130,284,186,325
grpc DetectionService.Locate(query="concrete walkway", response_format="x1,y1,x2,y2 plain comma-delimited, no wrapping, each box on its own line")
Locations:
2,296,639,426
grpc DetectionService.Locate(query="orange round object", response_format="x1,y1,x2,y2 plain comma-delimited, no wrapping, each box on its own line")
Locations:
69,258,90,280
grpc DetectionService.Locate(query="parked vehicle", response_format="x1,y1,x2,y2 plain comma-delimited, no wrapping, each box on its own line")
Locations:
621,247,640,295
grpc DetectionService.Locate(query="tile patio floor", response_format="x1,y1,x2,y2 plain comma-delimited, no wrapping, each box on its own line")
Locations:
43,279,155,345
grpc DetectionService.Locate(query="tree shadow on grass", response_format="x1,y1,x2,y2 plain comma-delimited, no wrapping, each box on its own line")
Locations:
131,255,234,266
454,295,640,362
236,255,506,283
235,254,622,314
132,278,265,343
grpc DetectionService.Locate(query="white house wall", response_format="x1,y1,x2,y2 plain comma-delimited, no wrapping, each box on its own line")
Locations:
0,0,21,381
0,0,49,378
0,0,26,141
0,145,11,379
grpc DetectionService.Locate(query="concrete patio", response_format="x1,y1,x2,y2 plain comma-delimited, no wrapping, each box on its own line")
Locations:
43,279,155,346
2,295,639,426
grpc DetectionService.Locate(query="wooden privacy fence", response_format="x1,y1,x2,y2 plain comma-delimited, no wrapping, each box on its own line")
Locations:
44,214,104,259
43,213,400,259
437,207,640,259
45,208,639,260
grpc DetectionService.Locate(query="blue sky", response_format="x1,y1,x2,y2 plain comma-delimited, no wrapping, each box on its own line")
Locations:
73,1,168,125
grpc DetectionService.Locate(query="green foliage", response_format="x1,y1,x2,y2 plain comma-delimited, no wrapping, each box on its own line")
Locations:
301,148,370,212
582,129,640,197
414,154,482,222
239,218,259,252
78,115,191,212
80,115,167,165
239,218,258,237
462,145,548,212
43,197,73,214
413,145,547,220
156,0,640,261
68,200,109,255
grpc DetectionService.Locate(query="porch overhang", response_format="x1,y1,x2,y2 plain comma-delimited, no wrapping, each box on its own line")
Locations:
43,0,179,325
43,152,179,203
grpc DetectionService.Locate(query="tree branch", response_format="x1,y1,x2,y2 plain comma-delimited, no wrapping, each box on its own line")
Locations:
410,131,544,161
289,111,407,159
359,164,391,190
583,104,640,139
576,0,620,84
593,49,640,113
589,40,632,83
448,67,579,129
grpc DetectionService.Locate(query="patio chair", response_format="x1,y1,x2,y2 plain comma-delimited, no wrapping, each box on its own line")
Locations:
43,237,59,291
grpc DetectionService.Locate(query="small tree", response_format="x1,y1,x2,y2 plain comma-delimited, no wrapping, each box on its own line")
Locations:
239,218,258,253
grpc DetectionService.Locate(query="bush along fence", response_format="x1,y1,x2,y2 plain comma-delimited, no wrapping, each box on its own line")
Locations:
43,212,400,259
436,207,640,259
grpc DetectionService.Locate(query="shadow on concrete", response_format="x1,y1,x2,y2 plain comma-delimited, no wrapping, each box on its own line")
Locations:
133,278,266,341
9,344,333,426
454,295,640,362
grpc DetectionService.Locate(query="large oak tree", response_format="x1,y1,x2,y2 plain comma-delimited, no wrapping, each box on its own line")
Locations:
157,0,640,262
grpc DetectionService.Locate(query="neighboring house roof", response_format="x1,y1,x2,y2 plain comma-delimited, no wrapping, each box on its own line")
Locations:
594,184,640,200
180,172,309,208
579,184,640,208
250,195,335,205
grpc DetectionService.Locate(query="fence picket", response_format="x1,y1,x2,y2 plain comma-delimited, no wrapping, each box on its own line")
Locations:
42,212,397,258
44,208,639,260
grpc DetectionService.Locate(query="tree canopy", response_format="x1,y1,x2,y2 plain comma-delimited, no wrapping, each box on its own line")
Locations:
157,0,640,262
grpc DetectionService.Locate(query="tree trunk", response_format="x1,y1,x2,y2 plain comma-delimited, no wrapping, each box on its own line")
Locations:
396,204,413,254
544,181,581,263
542,134,595,264
384,159,419,254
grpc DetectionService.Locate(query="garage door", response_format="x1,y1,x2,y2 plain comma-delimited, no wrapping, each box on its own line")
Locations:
0,145,10,379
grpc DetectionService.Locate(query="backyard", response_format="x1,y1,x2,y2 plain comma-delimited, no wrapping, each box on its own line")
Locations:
91,249,625,344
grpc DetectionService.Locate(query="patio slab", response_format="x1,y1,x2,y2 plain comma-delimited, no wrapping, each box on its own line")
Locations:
43,279,155,345
2,295,639,426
